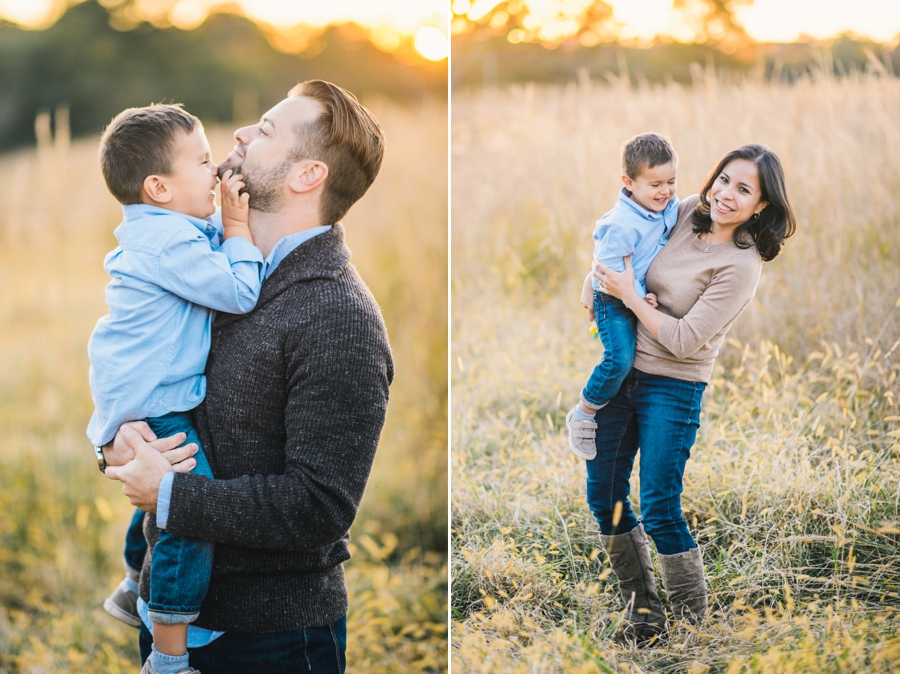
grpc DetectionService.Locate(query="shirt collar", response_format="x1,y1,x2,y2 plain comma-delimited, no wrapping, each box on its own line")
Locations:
263,225,333,280
617,187,665,220
121,204,218,242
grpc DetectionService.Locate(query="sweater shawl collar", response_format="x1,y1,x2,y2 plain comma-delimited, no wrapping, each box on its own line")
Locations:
214,223,351,329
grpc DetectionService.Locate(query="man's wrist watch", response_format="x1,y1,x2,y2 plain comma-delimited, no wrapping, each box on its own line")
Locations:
94,445,108,474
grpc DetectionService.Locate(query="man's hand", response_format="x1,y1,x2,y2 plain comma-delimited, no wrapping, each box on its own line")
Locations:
644,292,659,308
101,421,190,466
220,169,252,242
104,425,198,512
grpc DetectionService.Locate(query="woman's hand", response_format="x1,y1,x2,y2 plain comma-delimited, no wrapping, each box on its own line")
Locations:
593,256,668,340
593,256,640,306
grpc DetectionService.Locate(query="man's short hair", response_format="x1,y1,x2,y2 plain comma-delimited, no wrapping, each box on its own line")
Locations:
286,80,385,225
99,104,199,205
622,133,677,180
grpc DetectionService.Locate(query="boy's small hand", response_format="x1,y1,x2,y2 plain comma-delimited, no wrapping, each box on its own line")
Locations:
220,169,252,241
644,292,658,308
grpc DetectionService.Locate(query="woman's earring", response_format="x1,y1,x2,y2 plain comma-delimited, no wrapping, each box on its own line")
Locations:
753,212,760,219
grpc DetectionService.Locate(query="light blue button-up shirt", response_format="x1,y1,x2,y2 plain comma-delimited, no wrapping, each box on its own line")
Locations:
149,224,331,647
86,205,264,447
591,188,679,298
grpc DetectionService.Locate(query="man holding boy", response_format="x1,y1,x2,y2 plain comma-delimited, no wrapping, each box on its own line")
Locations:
102,80,393,671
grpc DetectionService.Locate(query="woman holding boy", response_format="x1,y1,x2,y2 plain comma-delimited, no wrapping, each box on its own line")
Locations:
583,144,796,643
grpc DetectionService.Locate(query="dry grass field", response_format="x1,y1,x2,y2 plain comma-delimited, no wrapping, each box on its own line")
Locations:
451,68,900,672
0,99,447,672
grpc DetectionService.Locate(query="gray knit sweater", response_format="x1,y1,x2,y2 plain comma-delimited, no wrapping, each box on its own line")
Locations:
139,223,393,632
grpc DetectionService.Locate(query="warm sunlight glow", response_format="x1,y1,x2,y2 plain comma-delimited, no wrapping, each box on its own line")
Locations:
414,26,449,61
0,0,60,27
607,0,900,43
446,0,900,44
735,0,900,42
169,0,209,30
236,0,446,33
467,0,503,23
0,0,449,41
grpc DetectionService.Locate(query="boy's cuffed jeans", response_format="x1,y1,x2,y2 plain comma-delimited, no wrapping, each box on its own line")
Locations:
581,292,637,410
585,368,706,555
145,411,215,625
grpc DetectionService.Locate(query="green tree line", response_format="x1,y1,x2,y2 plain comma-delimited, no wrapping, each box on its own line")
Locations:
0,0,446,151
451,32,899,90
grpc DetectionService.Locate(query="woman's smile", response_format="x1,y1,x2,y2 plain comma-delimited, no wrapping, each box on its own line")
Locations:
708,158,766,228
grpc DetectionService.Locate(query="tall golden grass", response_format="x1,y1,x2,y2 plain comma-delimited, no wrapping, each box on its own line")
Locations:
0,99,447,672
451,68,900,672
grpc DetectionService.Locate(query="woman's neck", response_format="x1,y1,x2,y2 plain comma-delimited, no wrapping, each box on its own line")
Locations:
707,221,737,245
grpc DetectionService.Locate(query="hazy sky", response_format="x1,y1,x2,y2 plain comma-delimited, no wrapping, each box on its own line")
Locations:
3,1,898,45
0,0,449,33
597,0,899,43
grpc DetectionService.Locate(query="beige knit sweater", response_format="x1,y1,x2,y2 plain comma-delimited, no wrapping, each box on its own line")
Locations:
634,194,762,382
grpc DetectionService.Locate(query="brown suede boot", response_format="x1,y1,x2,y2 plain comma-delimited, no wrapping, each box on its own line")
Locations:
600,524,667,645
658,546,708,625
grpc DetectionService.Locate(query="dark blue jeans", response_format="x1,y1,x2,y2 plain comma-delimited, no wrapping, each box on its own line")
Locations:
581,292,637,410
124,507,149,575
585,368,706,555
122,411,215,625
139,618,347,673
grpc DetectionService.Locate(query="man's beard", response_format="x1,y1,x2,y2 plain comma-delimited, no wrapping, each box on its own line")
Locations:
218,155,294,214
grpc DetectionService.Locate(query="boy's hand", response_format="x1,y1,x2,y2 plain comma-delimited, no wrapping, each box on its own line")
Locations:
581,272,594,322
220,169,252,243
644,292,658,308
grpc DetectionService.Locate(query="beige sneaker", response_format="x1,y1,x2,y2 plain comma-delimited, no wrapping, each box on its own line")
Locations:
103,579,141,628
566,406,598,460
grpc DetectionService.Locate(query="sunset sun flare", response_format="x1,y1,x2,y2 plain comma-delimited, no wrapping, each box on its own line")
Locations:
0,0,449,59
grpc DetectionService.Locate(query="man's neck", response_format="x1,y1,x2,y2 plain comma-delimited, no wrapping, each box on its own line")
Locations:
248,208,323,258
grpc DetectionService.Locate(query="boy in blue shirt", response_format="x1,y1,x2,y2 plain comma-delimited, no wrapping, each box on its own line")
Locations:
566,133,679,459
88,104,262,674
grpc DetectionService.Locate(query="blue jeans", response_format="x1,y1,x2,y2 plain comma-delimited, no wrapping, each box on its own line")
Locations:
139,618,347,673
585,368,706,555
122,411,215,625
581,292,636,410
124,507,149,576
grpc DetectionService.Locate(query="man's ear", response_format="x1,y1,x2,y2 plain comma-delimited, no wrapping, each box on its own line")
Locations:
289,160,328,194
142,175,172,205
621,174,633,190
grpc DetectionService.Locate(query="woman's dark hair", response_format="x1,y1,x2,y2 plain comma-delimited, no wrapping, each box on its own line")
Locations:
692,144,796,261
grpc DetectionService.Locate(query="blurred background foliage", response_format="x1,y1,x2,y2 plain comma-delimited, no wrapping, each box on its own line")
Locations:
0,0,447,151
451,0,900,89
0,0,448,670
